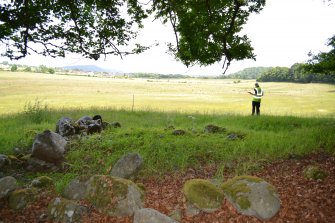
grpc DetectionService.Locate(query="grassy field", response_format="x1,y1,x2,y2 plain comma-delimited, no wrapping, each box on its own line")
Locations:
0,71,335,192
1,71,335,116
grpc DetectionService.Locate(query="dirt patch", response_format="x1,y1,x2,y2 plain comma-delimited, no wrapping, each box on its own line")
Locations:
1,152,334,222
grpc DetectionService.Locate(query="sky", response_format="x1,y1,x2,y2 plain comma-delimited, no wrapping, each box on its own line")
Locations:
1,0,335,76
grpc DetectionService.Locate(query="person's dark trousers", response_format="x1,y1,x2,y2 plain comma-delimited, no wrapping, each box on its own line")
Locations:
252,101,261,115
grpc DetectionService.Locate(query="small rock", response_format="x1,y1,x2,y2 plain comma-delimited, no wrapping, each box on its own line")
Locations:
87,120,102,134
110,153,143,179
303,166,327,180
204,124,226,133
0,176,18,199
31,130,67,165
185,202,201,217
111,122,121,128
134,208,179,223
37,213,48,223
227,132,245,140
31,176,54,188
101,121,110,129
9,188,38,210
56,117,76,137
25,158,60,172
0,154,8,169
48,197,88,223
76,116,93,127
62,175,91,200
172,130,186,135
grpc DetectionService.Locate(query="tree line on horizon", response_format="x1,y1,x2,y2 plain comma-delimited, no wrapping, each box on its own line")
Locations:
2,60,334,83
223,63,335,83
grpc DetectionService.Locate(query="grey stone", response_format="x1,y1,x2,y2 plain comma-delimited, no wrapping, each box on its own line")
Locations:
0,154,8,169
56,117,76,137
110,153,143,179
172,129,185,135
204,124,226,133
48,197,88,223
185,202,201,217
134,208,179,223
76,116,93,127
227,133,245,140
87,119,102,135
101,121,110,129
222,176,280,220
0,176,17,199
111,121,121,128
9,188,38,210
25,157,60,172
31,130,67,164
62,176,91,200
30,176,54,188
86,175,144,216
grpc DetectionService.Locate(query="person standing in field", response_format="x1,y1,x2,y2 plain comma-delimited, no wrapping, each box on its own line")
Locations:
248,82,264,115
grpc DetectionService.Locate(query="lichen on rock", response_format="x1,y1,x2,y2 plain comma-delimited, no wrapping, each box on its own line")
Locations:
86,175,144,216
48,197,87,223
8,188,38,210
31,176,54,188
62,175,92,200
0,176,17,199
222,175,280,220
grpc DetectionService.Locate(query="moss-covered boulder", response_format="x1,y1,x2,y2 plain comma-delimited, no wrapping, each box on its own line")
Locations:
48,197,88,223
86,175,144,216
8,188,38,210
303,166,327,180
222,176,280,220
183,179,224,214
0,176,17,199
31,176,54,188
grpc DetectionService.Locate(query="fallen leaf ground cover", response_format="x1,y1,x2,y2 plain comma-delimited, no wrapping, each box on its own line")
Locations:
1,151,334,223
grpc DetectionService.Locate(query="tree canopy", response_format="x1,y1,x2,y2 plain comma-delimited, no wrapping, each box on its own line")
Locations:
0,0,265,72
0,0,148,60
307,35,335,76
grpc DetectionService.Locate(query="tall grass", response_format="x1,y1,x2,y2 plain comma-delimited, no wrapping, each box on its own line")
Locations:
1,107,334,192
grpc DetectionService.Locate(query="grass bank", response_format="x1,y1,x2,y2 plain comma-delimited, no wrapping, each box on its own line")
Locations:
0,108,334,192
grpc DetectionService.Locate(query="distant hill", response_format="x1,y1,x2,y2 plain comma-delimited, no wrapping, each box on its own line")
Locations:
62,65,122,73
225,67,273,79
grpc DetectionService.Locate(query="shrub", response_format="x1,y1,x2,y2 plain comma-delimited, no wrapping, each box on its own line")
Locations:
23,98,50,123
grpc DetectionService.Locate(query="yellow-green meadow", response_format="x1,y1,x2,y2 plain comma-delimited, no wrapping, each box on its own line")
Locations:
1,71,334,116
